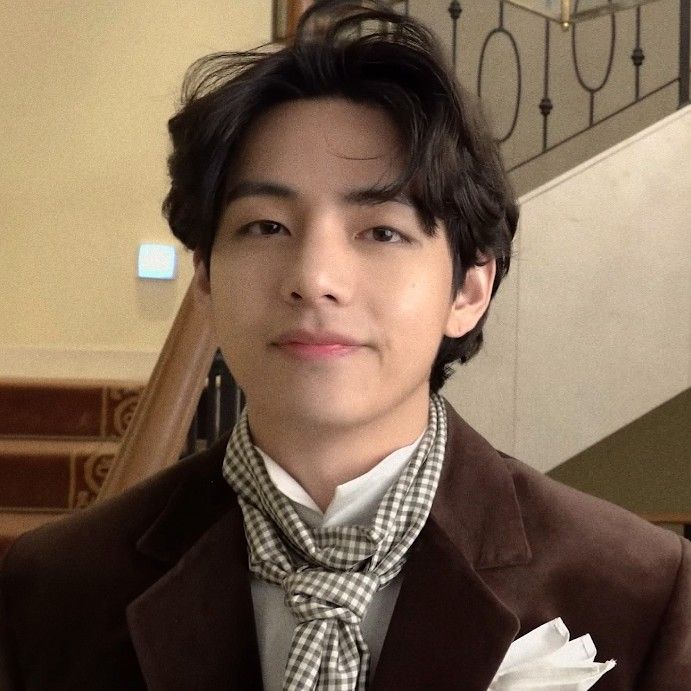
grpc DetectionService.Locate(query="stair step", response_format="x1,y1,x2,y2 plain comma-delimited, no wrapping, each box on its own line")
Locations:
0,439,119,511
0,380,142,560
0,379,143,439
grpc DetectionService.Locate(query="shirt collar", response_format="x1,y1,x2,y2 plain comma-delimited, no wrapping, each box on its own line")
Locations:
255,429,426,529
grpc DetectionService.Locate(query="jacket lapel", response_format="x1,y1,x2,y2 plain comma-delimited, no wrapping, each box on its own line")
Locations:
372,520,521,690
125,448,263,691
372,399,531,690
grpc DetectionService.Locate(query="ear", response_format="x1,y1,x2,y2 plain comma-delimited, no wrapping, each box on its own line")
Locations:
193,247,211,295
444,256,497,339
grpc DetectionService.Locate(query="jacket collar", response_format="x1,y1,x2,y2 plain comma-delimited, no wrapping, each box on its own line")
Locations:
431,398,531,570
127,397,531,690
127,460,263,690
371,398,530,690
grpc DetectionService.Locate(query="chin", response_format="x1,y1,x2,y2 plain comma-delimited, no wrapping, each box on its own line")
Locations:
258,385,370,426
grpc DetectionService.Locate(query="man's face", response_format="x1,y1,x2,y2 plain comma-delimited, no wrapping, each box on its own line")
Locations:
205,97,481,433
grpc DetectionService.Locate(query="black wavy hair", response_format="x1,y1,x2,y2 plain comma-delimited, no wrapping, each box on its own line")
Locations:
162,0,518,394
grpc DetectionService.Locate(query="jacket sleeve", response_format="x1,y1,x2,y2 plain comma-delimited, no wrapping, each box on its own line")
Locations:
636,534,691,688
0,548,23,691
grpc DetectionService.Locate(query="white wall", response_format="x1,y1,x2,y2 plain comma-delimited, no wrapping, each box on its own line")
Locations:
0,1,271,380
443,106,691,471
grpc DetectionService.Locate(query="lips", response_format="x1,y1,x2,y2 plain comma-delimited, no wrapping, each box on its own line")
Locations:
274,328,361,347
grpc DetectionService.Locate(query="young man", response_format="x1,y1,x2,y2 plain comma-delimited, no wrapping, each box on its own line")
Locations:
1,2,689,689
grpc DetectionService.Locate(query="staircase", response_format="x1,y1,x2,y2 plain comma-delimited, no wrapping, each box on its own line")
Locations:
0,380,144,558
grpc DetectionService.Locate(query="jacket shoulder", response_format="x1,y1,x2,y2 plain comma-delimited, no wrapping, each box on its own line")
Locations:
497,451,685,627
499,449,681,559
0,436,236,689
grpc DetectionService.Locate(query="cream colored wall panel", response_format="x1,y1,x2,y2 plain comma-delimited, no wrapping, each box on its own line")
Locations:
514,107,691,472
441,262,519,456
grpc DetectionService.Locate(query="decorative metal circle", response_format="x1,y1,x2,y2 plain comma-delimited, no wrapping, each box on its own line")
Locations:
572,9,616,94
477,28,522,143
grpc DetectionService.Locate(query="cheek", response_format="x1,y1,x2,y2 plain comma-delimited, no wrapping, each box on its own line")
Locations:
375,271,452,347
209,260,258,335
212,240,280,296
212,240,264,291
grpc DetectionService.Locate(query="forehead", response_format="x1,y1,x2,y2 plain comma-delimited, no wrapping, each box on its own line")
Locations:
227,97,405,190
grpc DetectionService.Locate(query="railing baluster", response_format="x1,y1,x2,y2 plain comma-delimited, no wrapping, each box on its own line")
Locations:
540,19,553,151
448,1,462,69
631,7,645,101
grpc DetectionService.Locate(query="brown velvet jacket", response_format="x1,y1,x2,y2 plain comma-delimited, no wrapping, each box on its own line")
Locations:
1,399,689,690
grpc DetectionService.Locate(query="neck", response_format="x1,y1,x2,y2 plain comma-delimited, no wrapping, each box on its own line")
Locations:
246,391,432,512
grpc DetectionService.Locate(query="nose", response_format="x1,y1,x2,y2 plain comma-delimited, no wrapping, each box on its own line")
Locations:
279,223,354,306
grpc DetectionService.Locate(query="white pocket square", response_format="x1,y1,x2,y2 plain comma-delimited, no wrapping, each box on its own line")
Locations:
489,618,617,690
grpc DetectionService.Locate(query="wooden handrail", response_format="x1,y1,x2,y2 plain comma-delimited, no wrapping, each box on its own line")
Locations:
96,265,216,501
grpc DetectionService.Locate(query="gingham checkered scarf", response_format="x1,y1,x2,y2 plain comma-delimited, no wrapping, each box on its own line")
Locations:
221,393,447,691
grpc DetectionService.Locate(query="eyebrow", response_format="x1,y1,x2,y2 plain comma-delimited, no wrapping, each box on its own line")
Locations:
225,180,417,210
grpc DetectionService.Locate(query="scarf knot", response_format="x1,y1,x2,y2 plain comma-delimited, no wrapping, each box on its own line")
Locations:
283,570,380,625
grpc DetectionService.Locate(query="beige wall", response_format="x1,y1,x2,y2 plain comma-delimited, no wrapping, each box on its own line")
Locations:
0,1,271,379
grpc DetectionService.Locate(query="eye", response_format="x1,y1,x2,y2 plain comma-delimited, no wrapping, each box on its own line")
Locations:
363,226,408,243
238,220,286,236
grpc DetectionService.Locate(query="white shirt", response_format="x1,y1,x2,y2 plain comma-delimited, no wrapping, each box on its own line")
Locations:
250,430,426,691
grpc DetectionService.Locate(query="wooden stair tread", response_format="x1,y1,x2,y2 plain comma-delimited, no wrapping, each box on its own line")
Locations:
0,379,143,439
0,438,119,512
